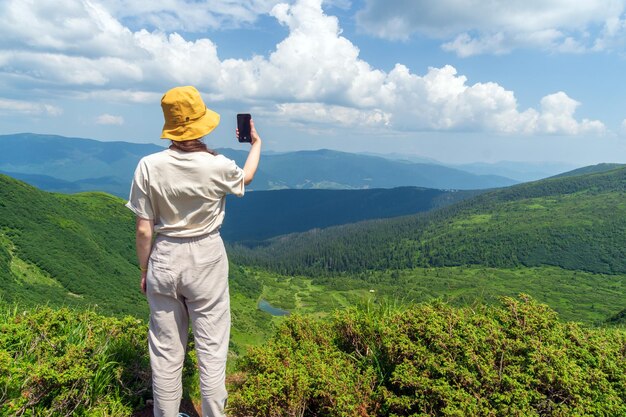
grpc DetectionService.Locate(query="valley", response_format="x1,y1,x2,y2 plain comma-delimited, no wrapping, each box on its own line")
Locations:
1,152,625,416
1,161,625,349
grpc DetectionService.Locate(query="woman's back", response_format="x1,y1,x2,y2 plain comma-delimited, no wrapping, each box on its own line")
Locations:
127,148,244,237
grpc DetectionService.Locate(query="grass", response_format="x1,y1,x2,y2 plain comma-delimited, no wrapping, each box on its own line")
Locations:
0,304,150,416
245,265,626,328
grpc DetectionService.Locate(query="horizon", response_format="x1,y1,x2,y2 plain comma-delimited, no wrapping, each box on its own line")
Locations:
0,131,585,173
2,0,626,165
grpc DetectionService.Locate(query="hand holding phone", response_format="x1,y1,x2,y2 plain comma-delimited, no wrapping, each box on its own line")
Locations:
237,113,252,143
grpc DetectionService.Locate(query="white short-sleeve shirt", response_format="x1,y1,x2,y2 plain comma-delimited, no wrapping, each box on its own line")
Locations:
126,148,245,237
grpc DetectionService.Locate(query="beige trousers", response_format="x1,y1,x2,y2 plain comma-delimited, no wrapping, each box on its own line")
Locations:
146,231,230,417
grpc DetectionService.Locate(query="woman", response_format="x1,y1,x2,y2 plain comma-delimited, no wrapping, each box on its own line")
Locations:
126,85,261,417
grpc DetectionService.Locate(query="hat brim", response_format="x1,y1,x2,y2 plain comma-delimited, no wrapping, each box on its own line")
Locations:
161,108,220,142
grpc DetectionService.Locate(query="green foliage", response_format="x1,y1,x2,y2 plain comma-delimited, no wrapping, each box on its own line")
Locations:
606,308,626,326
0,304,150,416
229,315,378,416
0,174,146,317
228,264,275,351
306,266,626,325
229,296,626,417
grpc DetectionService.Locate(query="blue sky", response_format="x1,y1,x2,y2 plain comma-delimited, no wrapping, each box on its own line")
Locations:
1,0,626,165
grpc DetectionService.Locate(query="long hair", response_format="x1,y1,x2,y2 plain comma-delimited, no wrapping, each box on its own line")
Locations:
169,139,218,155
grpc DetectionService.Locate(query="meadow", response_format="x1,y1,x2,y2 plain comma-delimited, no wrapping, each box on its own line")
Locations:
252,266,626,325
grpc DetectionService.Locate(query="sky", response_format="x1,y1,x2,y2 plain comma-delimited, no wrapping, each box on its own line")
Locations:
1,0,626,165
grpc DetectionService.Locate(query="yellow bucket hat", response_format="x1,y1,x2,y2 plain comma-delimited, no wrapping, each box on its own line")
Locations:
160,86,220,141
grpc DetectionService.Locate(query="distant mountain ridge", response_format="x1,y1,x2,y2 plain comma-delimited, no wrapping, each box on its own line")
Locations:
361,152,580,182
549,163,625,179
0,133,517,197
220,147,518,190
452,160,581,182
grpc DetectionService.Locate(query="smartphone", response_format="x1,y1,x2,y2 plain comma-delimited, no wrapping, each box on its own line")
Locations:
237,113,252,143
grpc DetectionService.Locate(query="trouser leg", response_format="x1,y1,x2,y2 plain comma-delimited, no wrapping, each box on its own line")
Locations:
184,238,231,417
188,296,230,417
148,293,189,417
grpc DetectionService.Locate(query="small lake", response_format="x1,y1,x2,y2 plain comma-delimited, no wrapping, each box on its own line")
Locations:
258,299,290,316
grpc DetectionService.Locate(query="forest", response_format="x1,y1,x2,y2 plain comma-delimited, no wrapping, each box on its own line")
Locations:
230,165,626,276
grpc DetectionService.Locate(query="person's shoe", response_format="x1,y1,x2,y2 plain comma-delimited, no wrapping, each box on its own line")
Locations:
177,414,190,417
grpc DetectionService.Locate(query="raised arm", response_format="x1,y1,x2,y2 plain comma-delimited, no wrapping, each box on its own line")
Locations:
242,119,262,185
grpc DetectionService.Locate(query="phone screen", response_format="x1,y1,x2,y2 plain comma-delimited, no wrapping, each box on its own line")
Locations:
237,113,251,143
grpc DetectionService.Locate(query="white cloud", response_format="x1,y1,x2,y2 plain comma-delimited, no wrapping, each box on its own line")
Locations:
76,89,161,103
97,0,283,32
275,103,391,128
96,113,124,125
0,0,606,136
621,119,626,133
537,92,605,135
0,98,62,116
356,0,626,56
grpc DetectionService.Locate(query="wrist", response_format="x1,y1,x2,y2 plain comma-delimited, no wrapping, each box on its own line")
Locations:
139,265,148,272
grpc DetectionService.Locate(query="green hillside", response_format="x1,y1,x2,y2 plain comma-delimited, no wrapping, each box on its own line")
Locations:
3,165,625,330
550,162,624,179
231,165,626,276
0,174,145,316
248,265,626,325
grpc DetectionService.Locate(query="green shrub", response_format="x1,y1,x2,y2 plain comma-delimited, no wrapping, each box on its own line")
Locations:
0,305,150,416
228,296,626,416
229,315,378,416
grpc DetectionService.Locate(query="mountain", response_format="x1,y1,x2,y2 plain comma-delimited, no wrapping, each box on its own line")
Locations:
0,133,517,197
231,164,626,276
0,169,130,196
549,163,625,179
0,133,163,181
0,133,163,197
220,148,518,190
0,170,82,192
1,175,623,417
222,187,481,243
452,160,580,182
358,151,442,164
361,154,580,182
